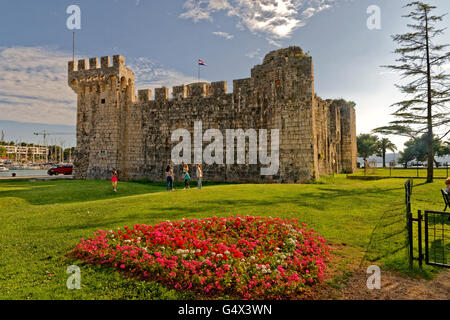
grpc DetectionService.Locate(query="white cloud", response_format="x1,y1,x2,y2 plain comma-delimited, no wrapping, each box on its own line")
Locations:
212,31,234,40
0,46,77,126
180,0,335,43
0,47,203,126
180,0,231,22
245,49,263,59
127,57,203,94
267,38,282,47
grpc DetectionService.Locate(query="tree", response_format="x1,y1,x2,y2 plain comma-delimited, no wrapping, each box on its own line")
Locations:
0,146,6,158
442,140,450,154
374,2,450,183
357,134,379,161
376,138,397,168
399,134,449,168
64,147,76,162
398,147,416,168
435,138,450,167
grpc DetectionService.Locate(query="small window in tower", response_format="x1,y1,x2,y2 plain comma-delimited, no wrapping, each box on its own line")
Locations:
101,99,106,104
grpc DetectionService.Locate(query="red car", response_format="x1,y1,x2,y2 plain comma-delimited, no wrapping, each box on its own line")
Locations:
48,165,73,176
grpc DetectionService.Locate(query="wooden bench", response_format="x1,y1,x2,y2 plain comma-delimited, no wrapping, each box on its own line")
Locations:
442,189,450,212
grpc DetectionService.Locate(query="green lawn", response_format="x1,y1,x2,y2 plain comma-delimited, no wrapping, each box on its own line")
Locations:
0,176,446,299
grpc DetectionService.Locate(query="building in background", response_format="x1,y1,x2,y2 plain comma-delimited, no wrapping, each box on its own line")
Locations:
5,145,48,162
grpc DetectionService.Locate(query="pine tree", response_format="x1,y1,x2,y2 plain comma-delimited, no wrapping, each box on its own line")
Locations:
374,1,450,183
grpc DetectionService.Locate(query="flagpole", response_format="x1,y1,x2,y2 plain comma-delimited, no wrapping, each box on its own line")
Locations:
72,31,75,62
198,62,200,82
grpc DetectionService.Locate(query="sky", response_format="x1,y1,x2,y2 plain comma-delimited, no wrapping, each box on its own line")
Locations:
0,0,449,149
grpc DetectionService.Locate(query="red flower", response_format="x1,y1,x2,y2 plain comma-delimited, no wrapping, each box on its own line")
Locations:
73,216,330,299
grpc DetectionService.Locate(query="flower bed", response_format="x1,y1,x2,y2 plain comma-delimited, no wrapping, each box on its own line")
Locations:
72,216,330,299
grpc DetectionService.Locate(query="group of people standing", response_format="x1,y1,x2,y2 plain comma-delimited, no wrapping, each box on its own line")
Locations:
165,162,203,191
110,163,203,193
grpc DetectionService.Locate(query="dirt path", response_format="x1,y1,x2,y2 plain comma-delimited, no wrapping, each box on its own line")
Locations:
313,244,450,300
316,267,450,300
336,269,450,300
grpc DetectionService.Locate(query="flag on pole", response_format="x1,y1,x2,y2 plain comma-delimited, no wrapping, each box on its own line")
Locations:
197,59,207,81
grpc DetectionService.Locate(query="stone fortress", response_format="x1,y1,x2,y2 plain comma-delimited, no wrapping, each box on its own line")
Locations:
68,46,357,183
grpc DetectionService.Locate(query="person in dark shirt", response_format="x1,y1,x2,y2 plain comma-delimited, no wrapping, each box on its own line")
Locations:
165,165,174,191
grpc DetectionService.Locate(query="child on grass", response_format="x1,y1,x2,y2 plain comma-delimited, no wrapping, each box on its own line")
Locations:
111,169,118,192
183,163,190,189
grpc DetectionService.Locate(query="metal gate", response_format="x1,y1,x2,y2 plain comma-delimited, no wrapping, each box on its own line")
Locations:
409,210,450,268
424,210,450,268
404,179,449,269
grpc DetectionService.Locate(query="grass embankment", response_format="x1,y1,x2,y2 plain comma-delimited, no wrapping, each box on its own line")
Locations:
0,176,446,299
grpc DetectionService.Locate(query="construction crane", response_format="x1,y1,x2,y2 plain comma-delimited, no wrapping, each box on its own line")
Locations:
33,130,75,162
33,130,74,147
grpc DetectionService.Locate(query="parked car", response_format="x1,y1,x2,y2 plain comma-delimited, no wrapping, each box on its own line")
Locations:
47,164,73,175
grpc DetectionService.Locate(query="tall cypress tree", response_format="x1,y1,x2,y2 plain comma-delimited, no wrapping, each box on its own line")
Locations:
374,1,450,183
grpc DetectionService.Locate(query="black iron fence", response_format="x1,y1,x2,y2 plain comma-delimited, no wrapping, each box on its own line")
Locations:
424,210,450,268
405,178,450,269
405,178,413,267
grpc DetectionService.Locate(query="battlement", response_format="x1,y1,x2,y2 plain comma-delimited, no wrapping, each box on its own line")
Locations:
135,81,229,102
68,54,126,72
251,46,312,79
70,46,312,101
138,89,152,102
262,46,307,65
233,78,252,94
155,87,169,101
68,55,134,90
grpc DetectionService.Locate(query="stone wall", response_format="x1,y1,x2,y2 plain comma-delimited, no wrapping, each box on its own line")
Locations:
68,47,357,182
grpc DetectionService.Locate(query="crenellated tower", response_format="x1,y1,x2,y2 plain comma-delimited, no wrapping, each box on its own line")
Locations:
68,55,135,179
251,47,317,181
